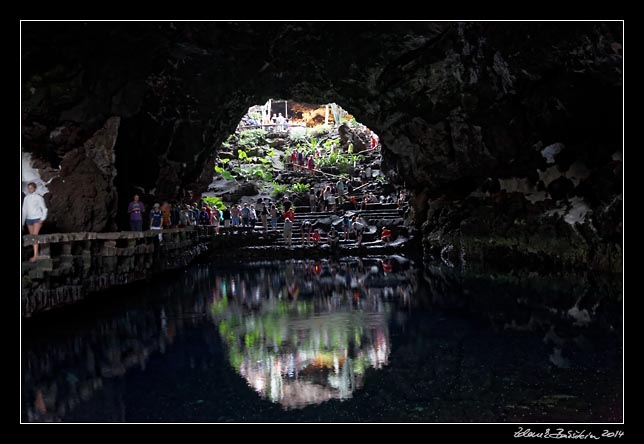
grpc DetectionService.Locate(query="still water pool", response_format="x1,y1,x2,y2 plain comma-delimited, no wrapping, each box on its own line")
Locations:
22,257,622,422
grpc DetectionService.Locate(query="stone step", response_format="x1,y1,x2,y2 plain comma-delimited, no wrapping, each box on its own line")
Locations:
237,239,401,252
293,208,401,216
294,203,399,212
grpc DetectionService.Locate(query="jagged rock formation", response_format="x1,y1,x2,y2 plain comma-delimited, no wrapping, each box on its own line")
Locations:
21,22,622,270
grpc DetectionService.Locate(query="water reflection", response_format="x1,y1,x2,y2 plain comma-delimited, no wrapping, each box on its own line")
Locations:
208,258,415,409
21,257,621,422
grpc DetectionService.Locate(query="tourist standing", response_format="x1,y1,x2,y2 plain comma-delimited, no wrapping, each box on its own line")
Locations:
261,203,269,232
283,217,293,247
307,155,315,175
22,182,48,261
250,205,257,230
222,206,231,230
309,190,317,212
150,203,163,240
128,194,145,232
336,179,345,205
161,202,172,228
270,204,278,230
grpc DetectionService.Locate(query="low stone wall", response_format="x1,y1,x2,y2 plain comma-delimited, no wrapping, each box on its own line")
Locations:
21,227,216,317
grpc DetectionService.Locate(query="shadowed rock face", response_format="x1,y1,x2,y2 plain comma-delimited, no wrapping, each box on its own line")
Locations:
21,22,622,268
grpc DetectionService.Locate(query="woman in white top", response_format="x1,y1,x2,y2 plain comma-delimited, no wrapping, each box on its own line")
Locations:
22,182,48,261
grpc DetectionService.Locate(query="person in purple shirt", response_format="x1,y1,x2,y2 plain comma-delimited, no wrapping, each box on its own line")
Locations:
128,194,145,231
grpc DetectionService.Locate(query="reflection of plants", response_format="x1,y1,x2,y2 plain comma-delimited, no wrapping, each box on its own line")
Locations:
211,295,229,314
204,263,402,408
211,293,388,366
210,290,391,408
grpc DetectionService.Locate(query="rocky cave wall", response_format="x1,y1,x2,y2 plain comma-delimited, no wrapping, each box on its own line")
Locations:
22,21,622,270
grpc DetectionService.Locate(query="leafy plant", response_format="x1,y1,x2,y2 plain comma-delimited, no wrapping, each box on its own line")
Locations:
237,149,248,161
289,183,311,193
289,126,307,143
214,165,235,181
202,196,226,210
309,124,331,137
271,182,289,197
238,129,267,147
247,166,273,182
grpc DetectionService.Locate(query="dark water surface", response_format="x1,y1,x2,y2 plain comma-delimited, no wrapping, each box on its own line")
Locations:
22,257,622,422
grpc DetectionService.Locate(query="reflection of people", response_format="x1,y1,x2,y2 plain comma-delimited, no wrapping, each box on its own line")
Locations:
22,182,48,261
128,194,145,231
312,229,321,246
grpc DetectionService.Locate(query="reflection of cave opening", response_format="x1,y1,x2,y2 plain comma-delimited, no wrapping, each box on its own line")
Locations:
209,259,416,409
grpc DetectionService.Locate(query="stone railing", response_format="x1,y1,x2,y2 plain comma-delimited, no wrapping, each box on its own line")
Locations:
21,226,216,317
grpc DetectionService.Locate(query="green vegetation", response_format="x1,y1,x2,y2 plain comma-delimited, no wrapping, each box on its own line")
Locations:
214,165,235,181
202,196,226,210
308,124,331,137
289,183,311,193
208,292,390,382
271,182,289,198
216,109,377,205
288,126,307,143
238,128,268,147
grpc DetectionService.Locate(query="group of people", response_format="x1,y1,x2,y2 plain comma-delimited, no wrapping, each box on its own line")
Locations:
128,197,198,232
289,149,316,174
22,183,399,262
306,179,351,213
289,213,394,249
127,194,300,237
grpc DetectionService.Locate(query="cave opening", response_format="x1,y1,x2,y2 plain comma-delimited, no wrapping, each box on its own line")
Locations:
203,100,394,217
21,21,622,423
